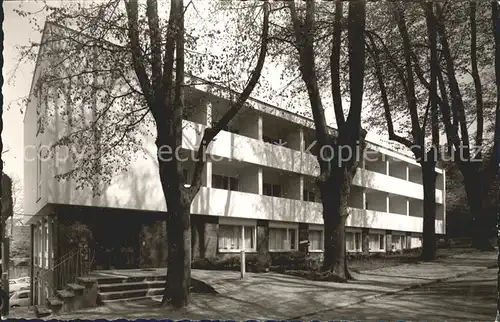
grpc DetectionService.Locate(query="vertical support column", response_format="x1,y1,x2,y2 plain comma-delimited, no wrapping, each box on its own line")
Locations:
205,160,212,188
386,158,390,175
386,193,390,214
406,198,410,216
299,175,304,201
362,189,367,210
406,165,410,181
258,167,263,195
257,113,263,141
299,127,305,152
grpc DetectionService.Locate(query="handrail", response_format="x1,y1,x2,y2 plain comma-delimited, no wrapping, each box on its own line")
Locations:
33,246,95,296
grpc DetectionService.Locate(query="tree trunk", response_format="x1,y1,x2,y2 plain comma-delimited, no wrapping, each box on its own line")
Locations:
421,161,437,261
162,202,191,308
156,136,192,308
321,167,353,281
463,164,495,250
496,209,500,322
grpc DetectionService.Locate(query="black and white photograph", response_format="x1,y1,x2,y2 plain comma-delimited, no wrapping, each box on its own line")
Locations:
1,0,500,320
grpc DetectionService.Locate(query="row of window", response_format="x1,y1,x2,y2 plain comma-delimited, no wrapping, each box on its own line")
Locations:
217,223,414,253
33,221,51,269
209,174,317,201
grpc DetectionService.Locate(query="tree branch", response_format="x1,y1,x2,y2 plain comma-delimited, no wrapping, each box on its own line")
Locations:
189,0,270,195
366,36,413,149
331,0,344,127
124,0,154,108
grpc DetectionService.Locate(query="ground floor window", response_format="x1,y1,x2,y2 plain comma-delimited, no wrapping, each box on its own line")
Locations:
410,235,422,249
308,229,323,251
346,231,362,252
392,234,406,251
269,226,297,251
369,233,385,251
218,223,255,251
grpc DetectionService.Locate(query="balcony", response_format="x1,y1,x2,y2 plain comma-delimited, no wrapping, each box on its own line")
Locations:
353,168,444,204
181,120,318,176
182,120,444,204
190,187,444,234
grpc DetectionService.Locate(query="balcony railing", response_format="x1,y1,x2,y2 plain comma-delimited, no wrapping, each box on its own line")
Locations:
191,187,444,234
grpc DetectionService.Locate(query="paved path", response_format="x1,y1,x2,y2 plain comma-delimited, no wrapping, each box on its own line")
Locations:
40,250,497,320
308,267,498,321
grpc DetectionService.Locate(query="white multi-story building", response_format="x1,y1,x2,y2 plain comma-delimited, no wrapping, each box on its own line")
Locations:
24,22,445,306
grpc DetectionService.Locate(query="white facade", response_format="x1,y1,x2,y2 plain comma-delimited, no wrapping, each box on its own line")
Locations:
24,81,446,230
24,23,446,257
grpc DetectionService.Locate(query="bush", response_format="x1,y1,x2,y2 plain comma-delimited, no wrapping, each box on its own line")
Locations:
191,254,270,273
284,269,348,283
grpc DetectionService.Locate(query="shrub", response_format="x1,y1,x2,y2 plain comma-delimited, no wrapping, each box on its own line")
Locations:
191,254,270,273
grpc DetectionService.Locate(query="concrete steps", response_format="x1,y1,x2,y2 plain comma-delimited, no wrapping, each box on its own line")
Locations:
36,277,100,318
100,287,164,301
93,273,166,303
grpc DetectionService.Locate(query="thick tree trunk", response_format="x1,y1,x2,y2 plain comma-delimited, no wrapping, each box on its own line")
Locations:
321,167,353,281
163,203,191,308
496,209,500,322
421,161,437,261
463,164,495,250
156,138,192,308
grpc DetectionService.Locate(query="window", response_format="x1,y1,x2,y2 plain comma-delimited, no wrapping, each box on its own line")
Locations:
410,236,422,248
393,235,406,250
269,227,297,251
346,231,362,252
36,145,42,201
19,292,29,299
263,183,281,197
212,174,239,191
355,232,361,251
33,226,38,266
218,224,255,251
309,229,323,251
38,225,43,267
303,189,316,202
44,222,49,268
369,233,385,251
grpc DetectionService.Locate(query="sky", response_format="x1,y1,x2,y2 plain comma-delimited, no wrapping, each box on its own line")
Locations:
2,1,42,184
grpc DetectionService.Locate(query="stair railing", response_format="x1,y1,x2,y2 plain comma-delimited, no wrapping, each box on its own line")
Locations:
54,247,95,289
34,247,95,292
